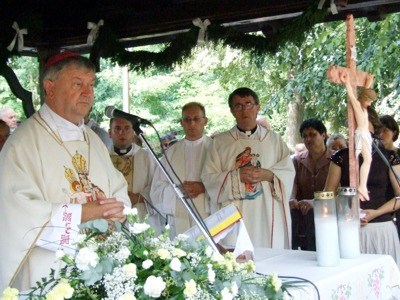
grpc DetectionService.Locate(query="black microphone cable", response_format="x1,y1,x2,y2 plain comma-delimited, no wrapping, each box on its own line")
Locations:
278,275,321,300
255,272,321,300
140,194,167,224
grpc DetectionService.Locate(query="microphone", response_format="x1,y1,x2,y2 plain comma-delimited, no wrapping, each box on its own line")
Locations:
105,106,151,125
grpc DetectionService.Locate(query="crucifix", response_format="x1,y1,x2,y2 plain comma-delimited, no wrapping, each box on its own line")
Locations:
326,14,375,199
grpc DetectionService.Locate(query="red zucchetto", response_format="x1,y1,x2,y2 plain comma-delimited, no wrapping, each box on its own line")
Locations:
44,51,80,70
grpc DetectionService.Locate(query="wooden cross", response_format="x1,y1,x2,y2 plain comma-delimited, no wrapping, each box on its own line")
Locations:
327,14,374,189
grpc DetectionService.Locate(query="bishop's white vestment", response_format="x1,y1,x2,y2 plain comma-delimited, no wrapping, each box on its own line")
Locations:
0,105,130,291
201,126,295,248
150,136,212,238
109,144,162,234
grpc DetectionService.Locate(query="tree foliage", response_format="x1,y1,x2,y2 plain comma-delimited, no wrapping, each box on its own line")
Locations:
270,13,400,136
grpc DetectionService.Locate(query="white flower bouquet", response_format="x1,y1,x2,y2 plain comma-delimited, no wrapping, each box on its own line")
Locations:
3,207,300,300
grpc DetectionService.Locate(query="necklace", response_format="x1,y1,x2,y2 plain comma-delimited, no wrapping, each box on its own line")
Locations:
34,113,91,174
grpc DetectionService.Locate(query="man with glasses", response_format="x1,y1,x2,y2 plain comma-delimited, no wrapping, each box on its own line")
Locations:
109,117,161,233
202,87,295,249
150,102,212,238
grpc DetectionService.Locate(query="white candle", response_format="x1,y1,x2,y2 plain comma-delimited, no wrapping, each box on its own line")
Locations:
314,215,340,267
338,219,360,258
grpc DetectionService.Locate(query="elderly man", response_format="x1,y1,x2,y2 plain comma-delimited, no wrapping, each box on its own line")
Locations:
0,52,130,291
151,102,212,238
201,87,295,249
0,107,19,132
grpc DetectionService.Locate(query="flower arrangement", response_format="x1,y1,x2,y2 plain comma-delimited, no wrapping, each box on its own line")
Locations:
2,208,300,300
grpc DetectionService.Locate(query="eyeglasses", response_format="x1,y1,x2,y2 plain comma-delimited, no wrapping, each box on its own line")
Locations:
232,102,256,111
182,117,205,123
112,127,132,134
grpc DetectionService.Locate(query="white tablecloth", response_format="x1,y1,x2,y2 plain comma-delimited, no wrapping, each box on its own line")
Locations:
254,248,400,299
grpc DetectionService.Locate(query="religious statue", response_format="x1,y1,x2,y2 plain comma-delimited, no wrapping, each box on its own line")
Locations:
328,66,376,200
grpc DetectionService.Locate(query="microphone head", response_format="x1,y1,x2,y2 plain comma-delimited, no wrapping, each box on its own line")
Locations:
105,106,115,118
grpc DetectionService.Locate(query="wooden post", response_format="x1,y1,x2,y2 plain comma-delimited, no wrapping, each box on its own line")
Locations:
345,15,358,189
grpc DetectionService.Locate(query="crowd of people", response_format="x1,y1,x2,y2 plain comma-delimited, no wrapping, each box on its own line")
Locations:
0,52,399,292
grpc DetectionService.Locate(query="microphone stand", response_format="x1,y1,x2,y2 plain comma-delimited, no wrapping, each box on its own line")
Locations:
132,123,220,253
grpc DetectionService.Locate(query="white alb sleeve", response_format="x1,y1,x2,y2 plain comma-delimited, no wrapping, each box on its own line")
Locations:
36,203,82,255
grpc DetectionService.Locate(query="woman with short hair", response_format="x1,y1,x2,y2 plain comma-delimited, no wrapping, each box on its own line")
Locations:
290,118,332,250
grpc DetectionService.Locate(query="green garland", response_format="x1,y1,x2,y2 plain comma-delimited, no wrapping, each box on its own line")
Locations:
94,3,327,71
0,3,327,72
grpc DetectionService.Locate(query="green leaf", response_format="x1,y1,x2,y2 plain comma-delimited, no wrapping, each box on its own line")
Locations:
114,221,122,232
93,219,109,232
100,258,114,274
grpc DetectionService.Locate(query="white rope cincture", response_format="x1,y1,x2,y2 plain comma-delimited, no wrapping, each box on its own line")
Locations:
192,18,211,46
87,19,104,45
7,21,28,52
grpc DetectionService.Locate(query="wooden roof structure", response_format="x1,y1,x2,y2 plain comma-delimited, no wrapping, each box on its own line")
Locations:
1,0,400,55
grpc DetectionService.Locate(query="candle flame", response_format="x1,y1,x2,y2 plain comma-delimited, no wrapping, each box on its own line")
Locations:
323,206,328,216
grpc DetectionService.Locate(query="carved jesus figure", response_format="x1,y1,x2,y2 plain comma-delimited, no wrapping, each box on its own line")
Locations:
328,67,376,200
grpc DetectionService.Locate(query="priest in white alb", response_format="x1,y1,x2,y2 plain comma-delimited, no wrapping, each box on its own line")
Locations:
201,87,295,249
0,53,130,292
150,102,212,238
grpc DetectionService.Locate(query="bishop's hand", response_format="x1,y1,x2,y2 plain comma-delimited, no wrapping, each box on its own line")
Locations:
82,196,126,223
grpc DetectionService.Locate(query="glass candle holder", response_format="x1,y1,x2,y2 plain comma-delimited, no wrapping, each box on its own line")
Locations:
336,187,360,258
313,191,340,267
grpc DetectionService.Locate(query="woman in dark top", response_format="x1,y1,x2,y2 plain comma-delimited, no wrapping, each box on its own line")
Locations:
379,114,400,236
325,108,400,267
290,119,332,251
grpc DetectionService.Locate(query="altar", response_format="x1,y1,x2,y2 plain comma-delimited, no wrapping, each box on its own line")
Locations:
254,248,400,299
